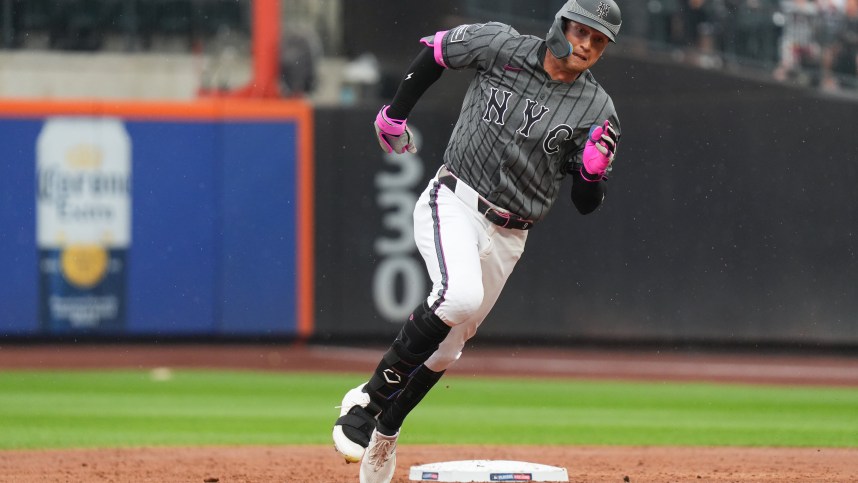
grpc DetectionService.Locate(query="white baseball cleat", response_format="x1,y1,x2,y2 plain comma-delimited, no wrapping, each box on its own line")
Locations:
332,383,378,463
359,428,399,483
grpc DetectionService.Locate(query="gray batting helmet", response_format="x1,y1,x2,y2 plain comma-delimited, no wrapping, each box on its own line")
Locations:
546,0,622,58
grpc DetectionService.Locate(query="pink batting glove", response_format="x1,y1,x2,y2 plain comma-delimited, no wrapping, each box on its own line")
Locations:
374,105,417,154
582,120,618,179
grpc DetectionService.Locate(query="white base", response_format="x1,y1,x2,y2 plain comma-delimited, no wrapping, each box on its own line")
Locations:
409,460,569,482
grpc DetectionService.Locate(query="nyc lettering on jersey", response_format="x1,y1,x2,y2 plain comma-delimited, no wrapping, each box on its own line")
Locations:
482,87,572,154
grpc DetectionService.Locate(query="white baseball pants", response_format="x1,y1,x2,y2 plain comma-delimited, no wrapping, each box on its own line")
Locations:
413,167,528,372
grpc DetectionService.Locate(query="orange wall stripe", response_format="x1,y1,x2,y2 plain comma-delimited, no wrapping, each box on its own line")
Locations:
296,104,315,339
0,98,311,120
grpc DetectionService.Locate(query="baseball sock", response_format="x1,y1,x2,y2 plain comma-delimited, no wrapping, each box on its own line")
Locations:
364,301,451,411
377,364,445,436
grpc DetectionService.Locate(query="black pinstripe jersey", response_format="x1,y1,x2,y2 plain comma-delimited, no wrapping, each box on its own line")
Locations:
438,22,620,222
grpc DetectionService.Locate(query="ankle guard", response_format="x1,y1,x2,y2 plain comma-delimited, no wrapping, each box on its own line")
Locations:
378,364,445,434
334,401,382,449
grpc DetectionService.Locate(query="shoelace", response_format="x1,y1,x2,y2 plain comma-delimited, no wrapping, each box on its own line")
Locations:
367,438,396,471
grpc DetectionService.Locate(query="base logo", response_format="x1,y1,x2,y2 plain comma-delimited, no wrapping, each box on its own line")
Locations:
420,472,439,480
490,474,533,481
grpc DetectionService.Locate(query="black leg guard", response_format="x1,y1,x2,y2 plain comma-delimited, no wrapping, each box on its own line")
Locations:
364,301,451,410
377,364,445,435
365,340,431,407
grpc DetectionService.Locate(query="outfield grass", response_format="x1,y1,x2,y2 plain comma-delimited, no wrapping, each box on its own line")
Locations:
0,370,856,449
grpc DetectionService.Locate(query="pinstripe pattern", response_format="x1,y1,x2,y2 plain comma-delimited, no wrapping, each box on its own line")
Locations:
427,181,448,312
439,22,619,222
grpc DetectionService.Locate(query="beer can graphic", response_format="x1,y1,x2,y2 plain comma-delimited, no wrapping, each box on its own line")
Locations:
36,118,131,333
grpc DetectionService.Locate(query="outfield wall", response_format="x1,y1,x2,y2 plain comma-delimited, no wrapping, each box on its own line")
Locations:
0,99,313,337
0,55,855,346
313,54,858,347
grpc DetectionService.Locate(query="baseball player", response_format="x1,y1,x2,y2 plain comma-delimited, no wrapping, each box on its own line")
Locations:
333,1,622,481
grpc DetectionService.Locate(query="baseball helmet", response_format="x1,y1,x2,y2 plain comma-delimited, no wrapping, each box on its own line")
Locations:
546,0,622,58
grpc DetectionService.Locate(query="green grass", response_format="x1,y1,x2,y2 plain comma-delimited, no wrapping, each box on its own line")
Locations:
0,370,856,449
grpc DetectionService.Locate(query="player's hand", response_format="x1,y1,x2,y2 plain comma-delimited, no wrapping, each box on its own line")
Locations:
582,120,618,178
374,105,417,154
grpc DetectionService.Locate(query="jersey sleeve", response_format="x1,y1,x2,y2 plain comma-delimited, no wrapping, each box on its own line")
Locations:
431,22,520,71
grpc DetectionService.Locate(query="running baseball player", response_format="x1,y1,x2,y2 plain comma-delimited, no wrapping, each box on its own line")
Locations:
334,1,622,481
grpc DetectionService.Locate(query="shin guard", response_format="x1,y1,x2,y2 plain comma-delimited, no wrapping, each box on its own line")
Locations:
364,301,450,410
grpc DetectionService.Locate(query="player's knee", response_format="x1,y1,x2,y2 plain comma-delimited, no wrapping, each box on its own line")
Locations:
438,286,483,324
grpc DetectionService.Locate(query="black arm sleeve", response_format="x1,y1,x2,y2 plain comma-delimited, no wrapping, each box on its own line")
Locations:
386,46,445,120
570,169,607,215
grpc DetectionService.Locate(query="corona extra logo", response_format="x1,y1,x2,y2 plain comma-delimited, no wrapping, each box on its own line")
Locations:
596,2,611,19
36,117,132,330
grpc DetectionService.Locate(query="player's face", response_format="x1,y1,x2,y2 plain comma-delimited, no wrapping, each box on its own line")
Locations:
562,21,610,72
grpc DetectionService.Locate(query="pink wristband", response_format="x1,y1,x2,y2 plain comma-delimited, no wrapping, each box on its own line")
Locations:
376,105,407,136
580,166,604,182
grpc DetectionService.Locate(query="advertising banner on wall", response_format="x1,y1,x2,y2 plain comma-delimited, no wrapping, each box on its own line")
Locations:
36,118,131,333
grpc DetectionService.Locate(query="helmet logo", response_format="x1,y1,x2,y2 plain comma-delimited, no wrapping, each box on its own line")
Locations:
596,2,611,19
